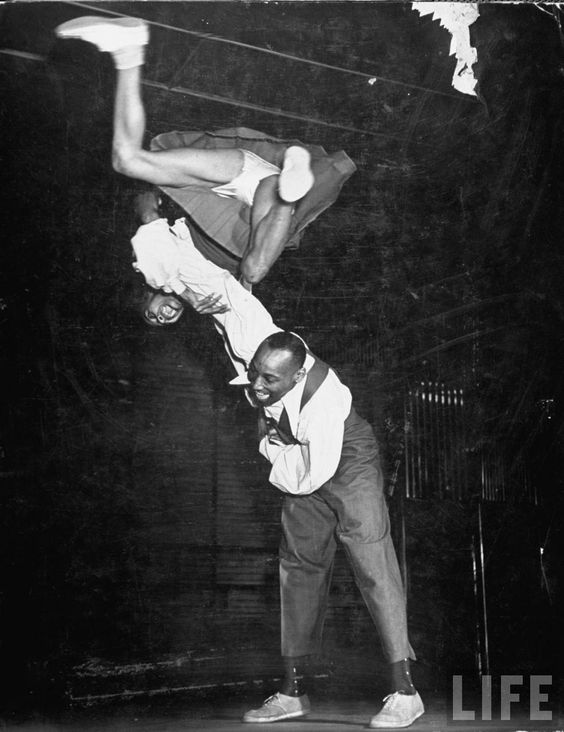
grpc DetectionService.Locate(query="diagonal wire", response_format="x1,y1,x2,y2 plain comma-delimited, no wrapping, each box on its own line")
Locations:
165,36,206,91
64,0,467,101
142,79,417,141
0,48,424,141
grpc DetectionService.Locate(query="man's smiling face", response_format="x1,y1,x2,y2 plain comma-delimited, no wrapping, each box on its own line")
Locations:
247,344,305,407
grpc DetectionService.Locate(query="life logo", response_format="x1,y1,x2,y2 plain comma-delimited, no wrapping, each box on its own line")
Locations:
450,674,557,723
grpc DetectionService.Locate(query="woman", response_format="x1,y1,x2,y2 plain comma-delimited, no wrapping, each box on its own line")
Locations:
56,15,356,286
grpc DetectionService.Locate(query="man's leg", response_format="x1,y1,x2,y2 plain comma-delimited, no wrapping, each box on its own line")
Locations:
243,492,337,723
336,502,425,728
339,495,413,665
279,492,337,660
322,462,425,728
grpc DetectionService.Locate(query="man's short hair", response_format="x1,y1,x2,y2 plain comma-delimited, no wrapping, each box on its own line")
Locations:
262,331,306,369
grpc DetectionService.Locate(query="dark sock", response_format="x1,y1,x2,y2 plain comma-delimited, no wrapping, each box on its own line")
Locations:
280,655,311,697
390,658,416,695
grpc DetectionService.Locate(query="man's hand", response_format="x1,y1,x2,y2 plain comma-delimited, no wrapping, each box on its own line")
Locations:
178,289,230,315
266,424,285,445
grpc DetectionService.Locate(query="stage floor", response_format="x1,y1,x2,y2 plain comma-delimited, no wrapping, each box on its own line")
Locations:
5,695,562,732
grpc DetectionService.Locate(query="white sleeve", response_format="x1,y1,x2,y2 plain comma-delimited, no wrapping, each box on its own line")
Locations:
203,277,281,367
132,218,279,369
259,376,352,495
173,220,281,366
131,219,186,294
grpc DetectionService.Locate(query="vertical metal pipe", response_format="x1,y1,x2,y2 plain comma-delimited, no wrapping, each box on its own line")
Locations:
453,388,461,500
450,387,460,501
430,382,435,496
414,386,422,499
460,389,468,500
404,395,412,500
477,502,490,675
451,388,458,500
454,388,460,499
432,382,439,497
480,453,486,502
441,383,449,499
427,383,433,498
421,382,429,497
485,453,490,502
471,537,483,676
431,382,439,498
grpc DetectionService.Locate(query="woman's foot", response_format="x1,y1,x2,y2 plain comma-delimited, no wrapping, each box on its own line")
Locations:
278,146,314,203
55,16,149,68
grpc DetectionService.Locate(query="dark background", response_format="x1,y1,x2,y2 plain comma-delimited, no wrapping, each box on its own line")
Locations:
1,0,563,719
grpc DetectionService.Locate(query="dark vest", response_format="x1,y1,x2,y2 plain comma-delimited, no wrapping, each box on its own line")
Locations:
257,356,382,490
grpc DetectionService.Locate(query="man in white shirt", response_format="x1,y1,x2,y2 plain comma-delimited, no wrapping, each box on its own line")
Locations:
132,196,425,729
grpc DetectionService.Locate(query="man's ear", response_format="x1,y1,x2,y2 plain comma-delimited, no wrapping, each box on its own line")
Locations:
294,367,306,384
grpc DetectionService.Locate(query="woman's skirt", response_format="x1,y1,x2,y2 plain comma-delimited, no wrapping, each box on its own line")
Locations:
150,127,357,261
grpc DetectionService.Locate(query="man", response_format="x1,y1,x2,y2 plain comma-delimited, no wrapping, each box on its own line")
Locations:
55,15,356,286
131,195,425,729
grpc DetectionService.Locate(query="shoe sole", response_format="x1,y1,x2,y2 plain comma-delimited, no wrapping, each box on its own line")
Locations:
278,146,314,203
369,707,424,728
243,709,309,723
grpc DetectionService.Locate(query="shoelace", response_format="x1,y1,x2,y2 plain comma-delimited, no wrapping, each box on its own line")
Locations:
262,693,283,707
381,692,401,709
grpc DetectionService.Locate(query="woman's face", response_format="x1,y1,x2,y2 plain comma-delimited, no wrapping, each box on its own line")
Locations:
143,292,185,326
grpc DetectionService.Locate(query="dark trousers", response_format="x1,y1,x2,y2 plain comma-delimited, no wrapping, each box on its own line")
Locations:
279,409,415,663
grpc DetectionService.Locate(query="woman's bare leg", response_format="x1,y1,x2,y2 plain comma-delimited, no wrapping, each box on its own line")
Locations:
241,176,295,285
111,67,243,186
56,15,315,284
56,16,244,187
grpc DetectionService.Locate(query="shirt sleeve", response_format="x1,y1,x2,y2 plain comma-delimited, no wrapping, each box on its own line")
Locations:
207,279,280,368
131,218,280,368
259,375,351,495
131,219,187,294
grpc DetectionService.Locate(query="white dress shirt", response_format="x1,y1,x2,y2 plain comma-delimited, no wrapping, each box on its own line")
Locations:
131,217,352,495
258,359,352,495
